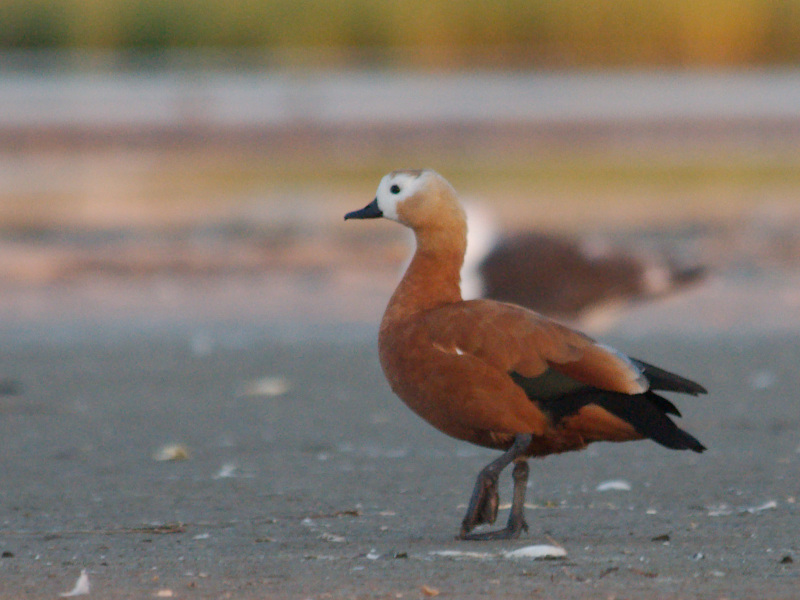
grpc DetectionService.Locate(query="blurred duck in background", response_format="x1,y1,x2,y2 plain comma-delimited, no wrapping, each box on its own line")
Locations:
461,204,707,327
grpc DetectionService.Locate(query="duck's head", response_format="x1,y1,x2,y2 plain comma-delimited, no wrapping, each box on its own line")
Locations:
345,170,465,231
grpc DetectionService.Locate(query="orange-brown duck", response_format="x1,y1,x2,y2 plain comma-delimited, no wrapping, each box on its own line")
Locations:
345,170,705,540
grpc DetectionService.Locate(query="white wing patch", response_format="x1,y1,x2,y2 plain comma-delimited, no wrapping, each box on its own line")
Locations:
433,341,467,357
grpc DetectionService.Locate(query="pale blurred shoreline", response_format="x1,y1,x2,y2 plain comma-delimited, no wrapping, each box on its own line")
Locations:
3,67,800,146
2,66,800,341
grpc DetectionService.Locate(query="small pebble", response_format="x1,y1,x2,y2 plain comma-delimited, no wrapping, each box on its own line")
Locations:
596,480,632,492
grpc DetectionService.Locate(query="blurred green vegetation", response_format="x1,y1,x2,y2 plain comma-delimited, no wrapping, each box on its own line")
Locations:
7,144,800,232
1,0,800,67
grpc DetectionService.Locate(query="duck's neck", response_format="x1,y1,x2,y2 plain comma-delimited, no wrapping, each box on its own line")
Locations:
382,225,466,323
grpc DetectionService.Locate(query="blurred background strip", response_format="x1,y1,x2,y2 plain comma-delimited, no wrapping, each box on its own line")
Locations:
1,0,800,334
2,0,800,67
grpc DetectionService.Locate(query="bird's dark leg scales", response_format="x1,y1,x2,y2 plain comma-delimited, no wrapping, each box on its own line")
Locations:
459,434,532,540
459,467,500,537
506,461,530,534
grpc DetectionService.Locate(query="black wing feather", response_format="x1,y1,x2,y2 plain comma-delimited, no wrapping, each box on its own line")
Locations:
510,370,706,453
630,358,707,396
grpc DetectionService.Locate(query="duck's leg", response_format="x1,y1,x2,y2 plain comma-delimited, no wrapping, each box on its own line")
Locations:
459,433,532,540
505,461,530,533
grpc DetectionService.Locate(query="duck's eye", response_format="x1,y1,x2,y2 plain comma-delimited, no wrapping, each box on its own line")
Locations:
390,184,401,194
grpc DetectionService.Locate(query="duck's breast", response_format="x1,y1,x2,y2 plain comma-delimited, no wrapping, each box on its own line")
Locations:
378,316,549,449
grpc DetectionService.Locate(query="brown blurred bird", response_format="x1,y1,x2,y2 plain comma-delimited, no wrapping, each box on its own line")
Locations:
459,205,706,323
345,170,706,540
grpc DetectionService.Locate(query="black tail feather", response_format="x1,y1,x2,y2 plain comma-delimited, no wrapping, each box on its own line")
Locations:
596,391,706,453
511,366,707,453
647,393,682,417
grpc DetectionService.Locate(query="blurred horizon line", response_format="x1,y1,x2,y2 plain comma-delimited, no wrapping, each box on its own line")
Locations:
4,47,800,75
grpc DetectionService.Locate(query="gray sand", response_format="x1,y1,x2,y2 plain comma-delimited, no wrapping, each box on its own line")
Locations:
0,278,797,599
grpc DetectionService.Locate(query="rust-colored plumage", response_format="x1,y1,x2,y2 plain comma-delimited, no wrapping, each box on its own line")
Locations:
345,170,706,540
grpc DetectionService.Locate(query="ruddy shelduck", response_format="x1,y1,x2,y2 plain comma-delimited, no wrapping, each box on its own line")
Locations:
345,170,706,540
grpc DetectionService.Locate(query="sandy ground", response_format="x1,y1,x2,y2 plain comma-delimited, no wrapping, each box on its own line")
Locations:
0,260,798,599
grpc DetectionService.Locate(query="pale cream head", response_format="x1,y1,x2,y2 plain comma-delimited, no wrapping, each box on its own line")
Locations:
374,170,430,222
374,169,465,231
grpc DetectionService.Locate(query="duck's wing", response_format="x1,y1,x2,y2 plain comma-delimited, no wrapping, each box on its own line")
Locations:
423,299,648,395
423,299,706,452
